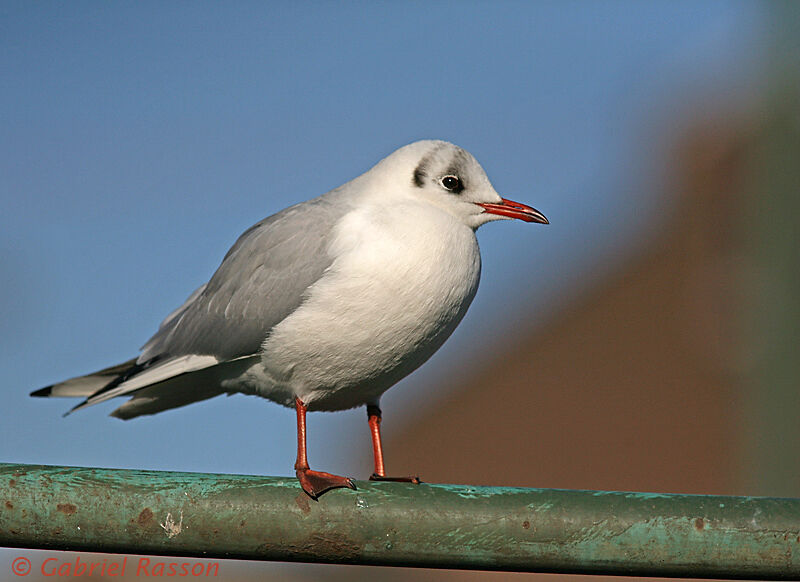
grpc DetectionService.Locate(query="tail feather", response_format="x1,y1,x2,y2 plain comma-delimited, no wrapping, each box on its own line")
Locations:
68,354,219,414
31,358,139,398
31,354,260,420
109,356,258,419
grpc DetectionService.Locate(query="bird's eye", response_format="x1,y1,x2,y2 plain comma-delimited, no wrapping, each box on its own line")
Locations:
440,175,462,192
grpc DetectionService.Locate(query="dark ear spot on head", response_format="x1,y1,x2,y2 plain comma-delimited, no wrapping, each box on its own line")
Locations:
413,163,426,188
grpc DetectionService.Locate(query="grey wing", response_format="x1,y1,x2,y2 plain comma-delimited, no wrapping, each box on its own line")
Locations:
139,192,352,363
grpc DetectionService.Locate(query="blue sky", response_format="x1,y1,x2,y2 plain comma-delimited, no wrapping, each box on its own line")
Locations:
1,2,762,483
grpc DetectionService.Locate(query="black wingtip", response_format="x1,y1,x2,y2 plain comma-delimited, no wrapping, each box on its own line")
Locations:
30,385,54,398
63,400,88,417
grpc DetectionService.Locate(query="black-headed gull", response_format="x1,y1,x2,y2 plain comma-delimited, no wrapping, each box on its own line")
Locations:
32,140,548,498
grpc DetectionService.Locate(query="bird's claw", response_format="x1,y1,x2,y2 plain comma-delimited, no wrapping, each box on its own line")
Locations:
296,468,356,499
369,473,421,484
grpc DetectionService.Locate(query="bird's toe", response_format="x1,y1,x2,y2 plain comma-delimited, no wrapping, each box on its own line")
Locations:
296,468,357,499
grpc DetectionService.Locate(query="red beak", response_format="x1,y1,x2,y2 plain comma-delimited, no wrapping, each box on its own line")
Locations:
477,198,549,224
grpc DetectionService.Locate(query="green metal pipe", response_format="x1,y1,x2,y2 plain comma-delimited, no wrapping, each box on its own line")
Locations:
1,463,798,578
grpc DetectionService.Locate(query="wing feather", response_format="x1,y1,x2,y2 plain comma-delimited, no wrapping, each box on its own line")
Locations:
139,191,353,362
67,354,219,414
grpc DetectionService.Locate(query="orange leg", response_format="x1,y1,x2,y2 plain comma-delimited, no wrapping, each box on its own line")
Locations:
294,397,356,499
367,404,421,484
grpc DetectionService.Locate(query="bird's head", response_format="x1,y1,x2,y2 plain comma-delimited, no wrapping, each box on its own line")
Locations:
372,140,548,229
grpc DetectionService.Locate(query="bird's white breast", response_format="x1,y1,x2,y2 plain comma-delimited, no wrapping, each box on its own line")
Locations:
251,200,481,410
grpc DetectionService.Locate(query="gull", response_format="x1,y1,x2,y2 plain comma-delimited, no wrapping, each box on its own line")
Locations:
32,140,548,499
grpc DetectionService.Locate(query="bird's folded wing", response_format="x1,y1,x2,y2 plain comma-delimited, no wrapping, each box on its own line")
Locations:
139,191,353,363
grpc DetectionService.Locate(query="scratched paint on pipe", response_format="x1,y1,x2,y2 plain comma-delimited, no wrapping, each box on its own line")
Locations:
1,463,799,578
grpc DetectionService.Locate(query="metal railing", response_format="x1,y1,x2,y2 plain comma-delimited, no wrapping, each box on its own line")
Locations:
1,463,798,578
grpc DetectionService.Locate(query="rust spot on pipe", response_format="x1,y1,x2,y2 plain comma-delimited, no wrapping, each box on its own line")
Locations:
305,533,362,561
57,503,77,515
295,494,311,515
265,532,362,562
137,508,154,525
694,517,705,531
